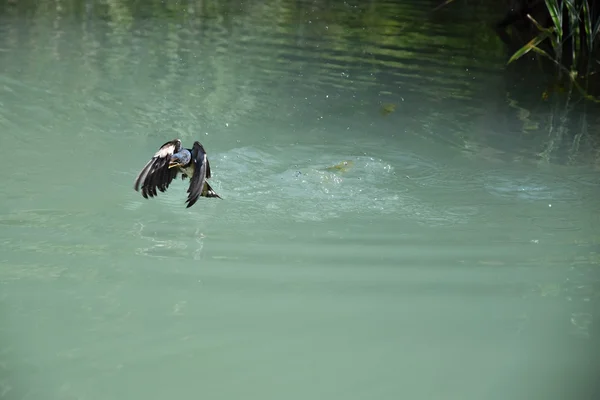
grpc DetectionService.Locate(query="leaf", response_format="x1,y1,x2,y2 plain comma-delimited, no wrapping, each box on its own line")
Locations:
544,0,563,42
324,161,354,173
582,0,593,50
507,31,552,64
433,0,456,12
530,45,556,62
593,10,600,42
527,13,552,33
380,103,397,116
564,0,580,69
525,13,559,55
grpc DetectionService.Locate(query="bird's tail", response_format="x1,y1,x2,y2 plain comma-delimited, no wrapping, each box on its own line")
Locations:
203,182,222,199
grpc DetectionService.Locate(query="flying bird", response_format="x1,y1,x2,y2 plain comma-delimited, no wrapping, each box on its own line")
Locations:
134,139,221,208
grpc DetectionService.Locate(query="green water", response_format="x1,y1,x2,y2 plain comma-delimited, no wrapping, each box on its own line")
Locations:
1,1,600,399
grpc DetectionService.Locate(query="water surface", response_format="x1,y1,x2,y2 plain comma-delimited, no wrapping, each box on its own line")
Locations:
1,1,600,399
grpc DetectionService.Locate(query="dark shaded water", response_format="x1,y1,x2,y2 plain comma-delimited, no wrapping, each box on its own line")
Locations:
1,0,599,399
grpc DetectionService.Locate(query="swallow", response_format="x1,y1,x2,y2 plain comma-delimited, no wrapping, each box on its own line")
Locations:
134,139,221,208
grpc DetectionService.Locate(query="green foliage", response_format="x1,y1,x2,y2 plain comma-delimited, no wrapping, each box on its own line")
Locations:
507,0,600,102
507,28,554,64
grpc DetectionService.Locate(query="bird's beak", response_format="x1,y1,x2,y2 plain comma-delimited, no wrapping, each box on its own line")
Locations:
168,161,180,169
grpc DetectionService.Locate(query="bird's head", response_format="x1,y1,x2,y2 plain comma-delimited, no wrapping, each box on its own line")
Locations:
168,151,191,169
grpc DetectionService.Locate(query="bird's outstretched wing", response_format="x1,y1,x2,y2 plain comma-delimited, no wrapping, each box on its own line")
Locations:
134,139,181,199
186,141,221,208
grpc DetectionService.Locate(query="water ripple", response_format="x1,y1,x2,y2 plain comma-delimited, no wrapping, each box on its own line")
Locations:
477,170,583,204
213,145,485,226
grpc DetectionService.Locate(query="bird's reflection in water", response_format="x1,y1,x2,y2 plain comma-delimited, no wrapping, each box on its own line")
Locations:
132,222,205,261
192,227,205,261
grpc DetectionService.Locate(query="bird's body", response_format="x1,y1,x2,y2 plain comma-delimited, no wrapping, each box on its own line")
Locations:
133,139,221,208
